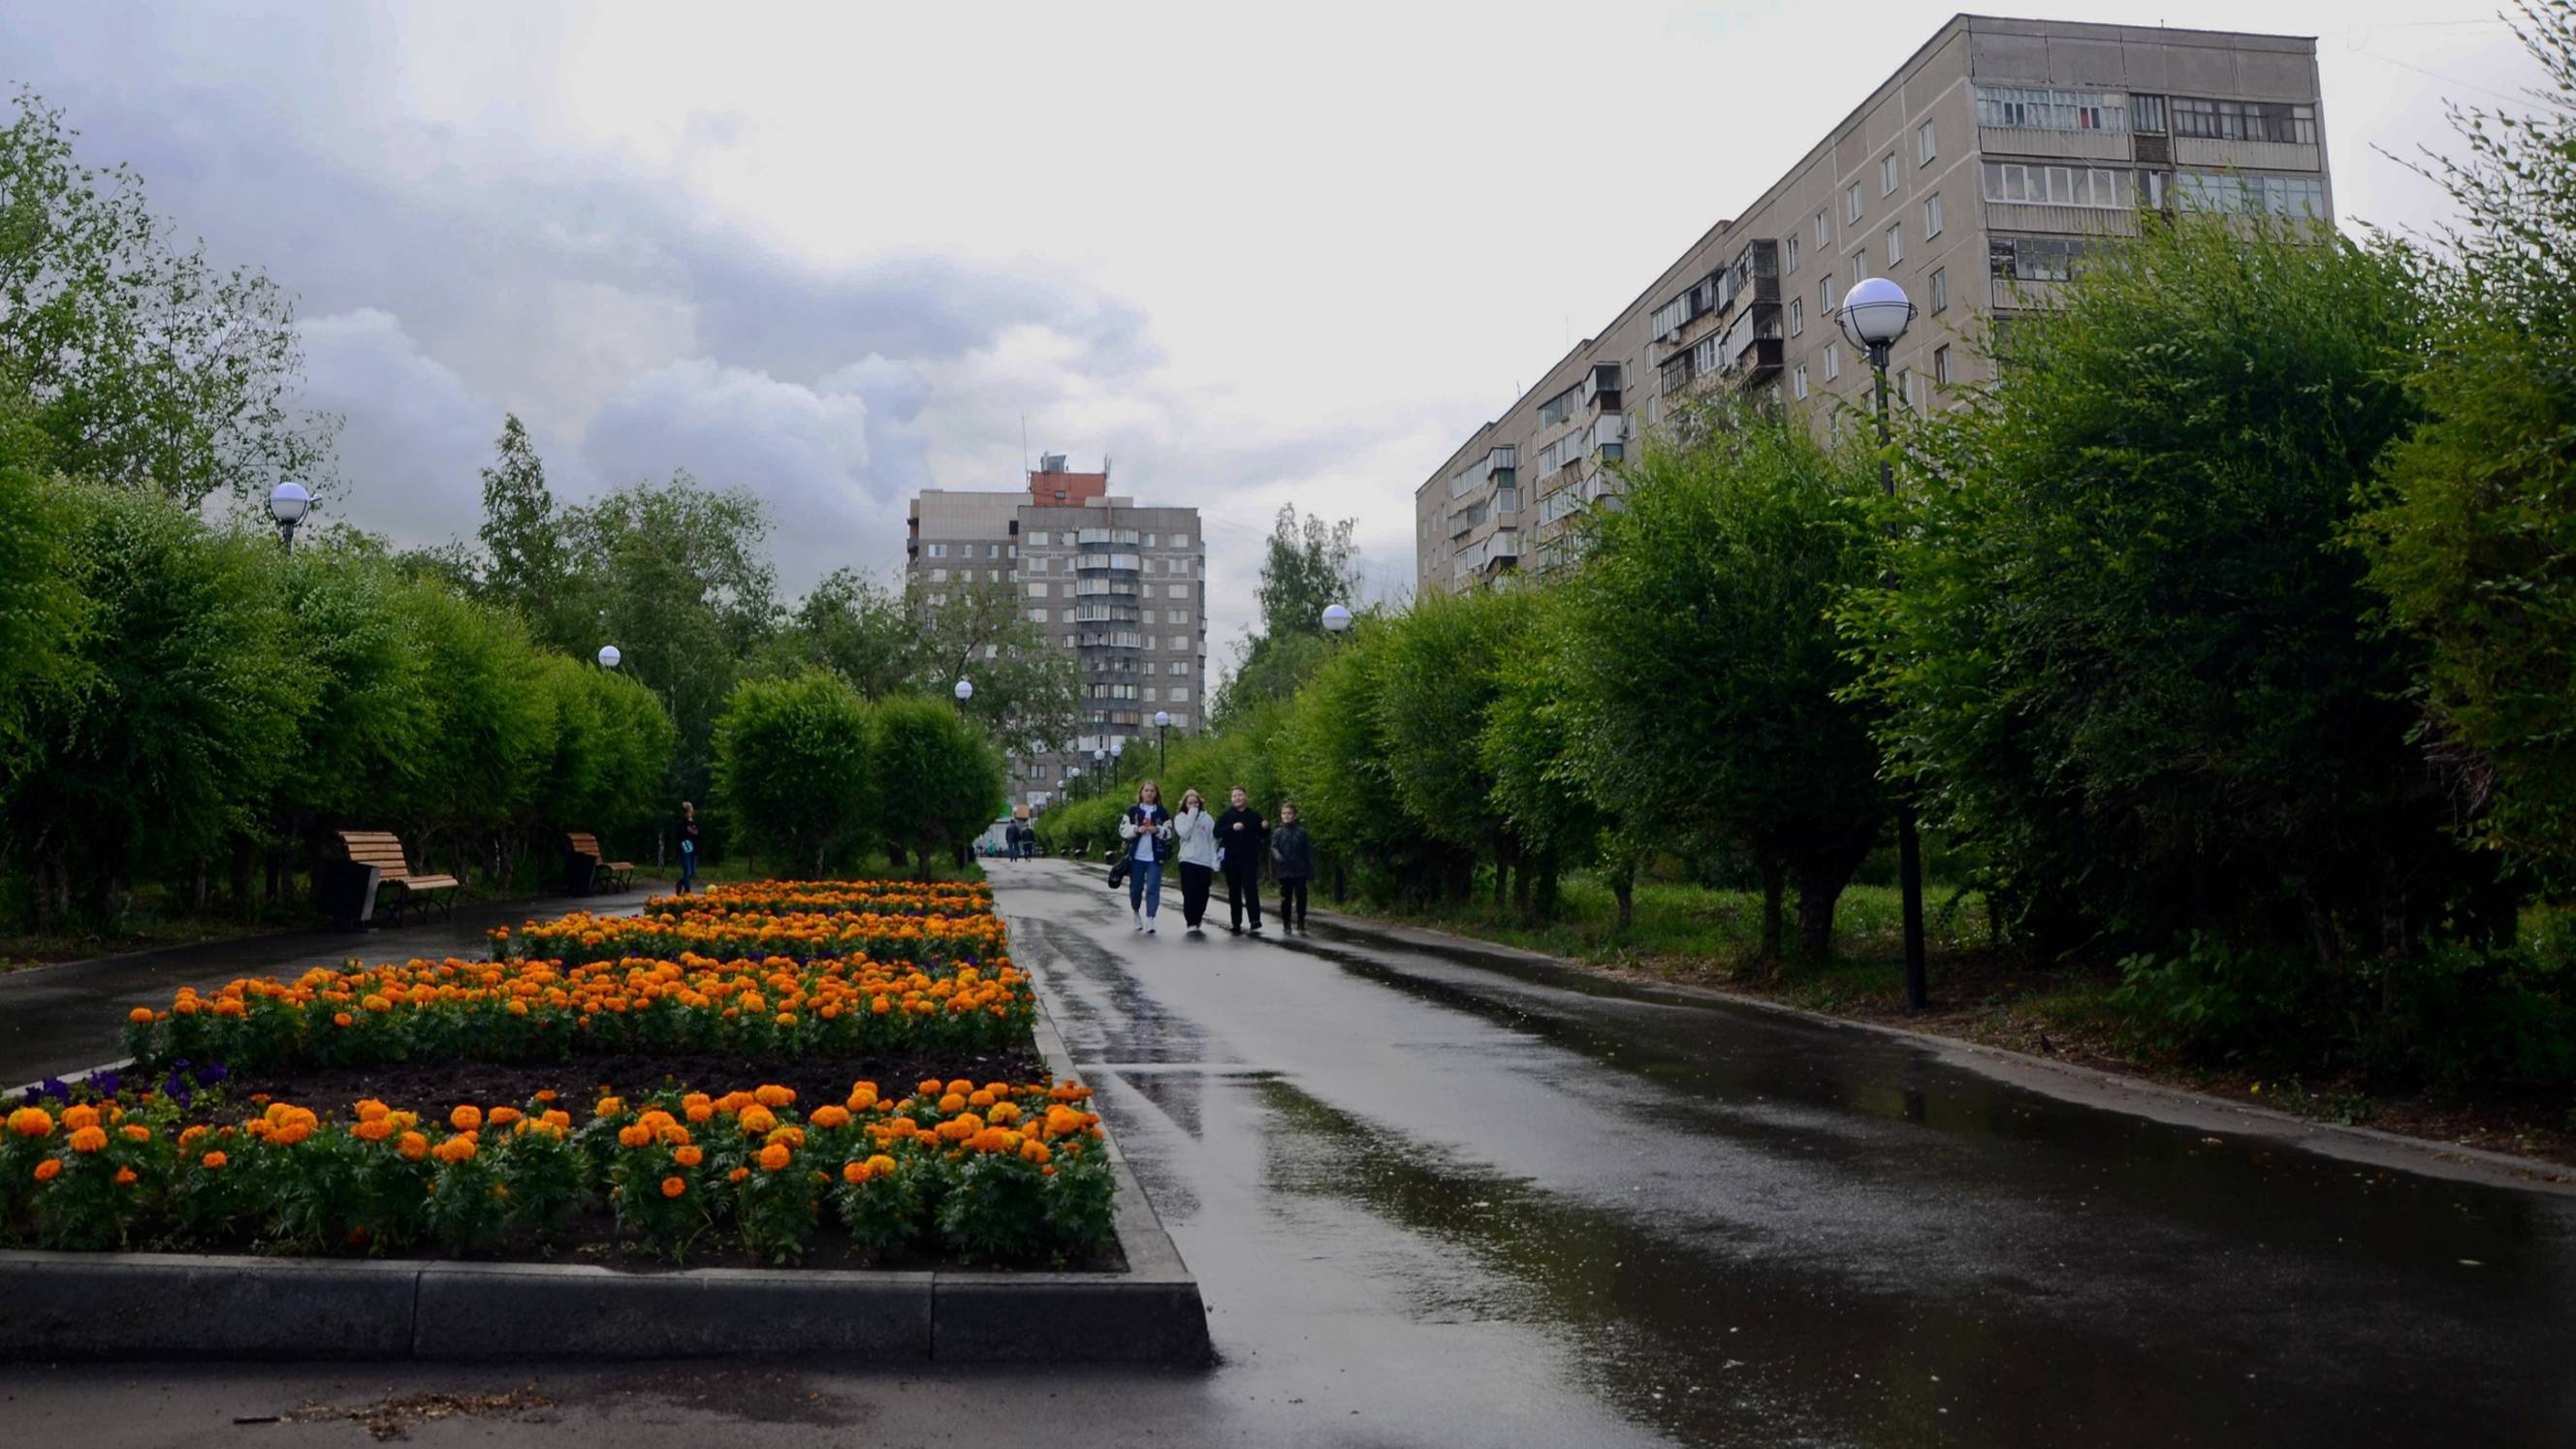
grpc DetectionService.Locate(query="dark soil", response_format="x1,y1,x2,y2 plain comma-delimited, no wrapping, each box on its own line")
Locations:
212,1045,1051,1122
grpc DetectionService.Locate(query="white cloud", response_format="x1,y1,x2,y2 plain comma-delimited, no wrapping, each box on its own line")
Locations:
294,307,499,545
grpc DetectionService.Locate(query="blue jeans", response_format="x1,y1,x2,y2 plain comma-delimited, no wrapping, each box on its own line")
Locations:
680,850,697,888
1128,854,1162,918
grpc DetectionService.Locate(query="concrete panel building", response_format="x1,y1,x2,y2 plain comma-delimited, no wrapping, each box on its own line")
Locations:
1415,14,2333,593
907,457,1207,808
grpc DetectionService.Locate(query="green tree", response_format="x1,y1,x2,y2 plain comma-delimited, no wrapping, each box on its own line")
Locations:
1556,402,1885,961
0,381,90,764
1843,217,2490,967
559,471,779,803
0,91,335,506
710,671,876,875
390,582,557,878
874,696,1006,878
1480,616,1620,926
9,486,313,927
1278,629,1448,904
1213,505,1360,729
1372,587,1532,908
762,568,915,698
2357,0,2576,890
902,578,1081,757
475,414,584,646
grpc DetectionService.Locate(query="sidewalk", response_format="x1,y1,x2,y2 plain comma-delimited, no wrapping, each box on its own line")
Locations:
0,888,657,1087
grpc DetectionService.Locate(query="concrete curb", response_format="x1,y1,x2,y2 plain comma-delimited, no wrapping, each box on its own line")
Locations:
0,1015,1213,1364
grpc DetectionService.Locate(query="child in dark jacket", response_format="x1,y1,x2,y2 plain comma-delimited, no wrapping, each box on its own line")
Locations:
1270,802,1315,934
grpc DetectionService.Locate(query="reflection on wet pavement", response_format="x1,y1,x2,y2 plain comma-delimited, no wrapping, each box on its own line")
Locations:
1000,863,2576,1448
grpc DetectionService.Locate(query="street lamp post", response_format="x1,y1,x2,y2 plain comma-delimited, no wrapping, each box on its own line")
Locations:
1836,276,1929,1013
268,482,312,551
597,645,621,671
1154,710,1170,775
953,677,974,709
1321,603,1352,635
1110,738,1126,790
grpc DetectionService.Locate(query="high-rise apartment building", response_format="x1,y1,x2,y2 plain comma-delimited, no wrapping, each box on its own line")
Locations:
1416,14,2334,593
906,456,1207,808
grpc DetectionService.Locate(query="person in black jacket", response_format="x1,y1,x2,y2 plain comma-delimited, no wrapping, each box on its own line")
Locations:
1270,801,1315,934
675,802,703,895
1213,785,1267,934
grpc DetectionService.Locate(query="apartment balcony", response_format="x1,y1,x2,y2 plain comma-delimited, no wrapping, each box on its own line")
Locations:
1075,551,1142,573
1728,336,1785,390
1583,362,1623,414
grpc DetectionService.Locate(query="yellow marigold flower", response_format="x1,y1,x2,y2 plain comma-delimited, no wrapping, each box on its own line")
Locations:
33,1158,62,1182
200,1150,227,1171
986,1102,1021,1125
865,1153,897,1176
449,1105,482,1132
69,1125,109,1154
756,1142,792,1172
674,1145,704,1168
660,1176,685,1199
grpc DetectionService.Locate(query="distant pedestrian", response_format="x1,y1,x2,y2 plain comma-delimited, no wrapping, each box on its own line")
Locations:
1170,788,1219,934
1214,785,1266,934
1271,801,1314,934
1118,780,1174,934
675,802,702,895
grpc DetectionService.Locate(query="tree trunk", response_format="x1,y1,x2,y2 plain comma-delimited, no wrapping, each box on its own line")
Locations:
1792,868,1839,963
265,846,284,905
230,835,257,917
191,858,209,913
1758,860,1787,961
1612,859,1635,934
1517,858,1541,920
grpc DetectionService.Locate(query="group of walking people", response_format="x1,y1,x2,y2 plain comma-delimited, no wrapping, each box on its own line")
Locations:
1115,780,1314,938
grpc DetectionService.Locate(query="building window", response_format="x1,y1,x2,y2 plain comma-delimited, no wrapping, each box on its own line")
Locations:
1885,224,1902,266
1930,267,1949,313
1821,273,1836,312
2174,171,2326,219
1924,194,1943,236
926,544,946,558
1881,153,1899,195
1984,162,2132,208
2131,94,2168,134
1815,208,1830,246
1934,344,1954,386
1029,583,1050,597
1918,120,1937,163
1990,236,2084,283
1144,532,1158,548
1899,368,1919,408
1174,534,1191,549
2171,98,2315,145
1030,608,1049,623
1144,686,1159,703
1785,234,1800,272
1172,687,1191,704
1974,85,2128,133
928,568,947,583
1824,344,1841,381
1028,531,1048,546
1850,247,1867,280
1168,583,1188,599
1788,296,1805,335
1846,181,1863,222
989,544,1003,558
1793,364,1810,399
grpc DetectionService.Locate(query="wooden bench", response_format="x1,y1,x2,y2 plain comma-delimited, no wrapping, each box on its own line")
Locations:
565,832,633,893
334,831,461,925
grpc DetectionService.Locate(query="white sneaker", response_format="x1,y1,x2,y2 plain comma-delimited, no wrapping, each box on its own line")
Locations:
1147,922,1158,934
1133,913,1145,930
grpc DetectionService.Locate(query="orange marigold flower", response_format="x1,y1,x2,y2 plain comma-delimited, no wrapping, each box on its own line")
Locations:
534,1089,558,1103
432,1134,477,1163
753,1084,796,1108
918,1078,943,1095
542,1110,572,1130
674,1145,704,1168
756,1142,792,1172
685,1102,716,1124
618,1123,653,1149
119,1123,150,1143
353,1118,395,1143
128,1006,155,1024
7,1107,53,1138
398,1131,429,1161
938,1093,967,1115
865,1153,897,1176
355,1099,391,1122
595,1096,626,1118
68,1125,108,1154
62,1104,100,1132
488,1106,523,1128
659,1175,686,1198
842,1160,872,1184
809,1106,850,1128
449,1105,483,1132
333,1012,354,1028
727,1166,750,1183
272,1121,314,1147
114,1166,139,1185
34,1158,63,1181
739,1105,778,1135
200,1150,227,1171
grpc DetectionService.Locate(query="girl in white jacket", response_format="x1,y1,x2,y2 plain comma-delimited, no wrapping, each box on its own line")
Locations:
1168,788,1220,934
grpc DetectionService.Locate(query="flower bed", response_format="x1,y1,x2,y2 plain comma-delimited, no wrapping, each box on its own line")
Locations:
0,1076,1113,1266
123,955,1036,1073
497,906,1008,966
648,880,996,918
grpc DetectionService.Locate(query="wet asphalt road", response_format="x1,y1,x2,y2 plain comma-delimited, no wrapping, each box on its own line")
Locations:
13,859,2576,1446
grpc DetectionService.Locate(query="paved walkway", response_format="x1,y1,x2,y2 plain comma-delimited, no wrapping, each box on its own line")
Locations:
0,888,656,1086
13,860,2576,1446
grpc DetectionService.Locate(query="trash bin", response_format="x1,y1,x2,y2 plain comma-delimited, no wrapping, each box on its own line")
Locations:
318,860,381,932
562,849,598,896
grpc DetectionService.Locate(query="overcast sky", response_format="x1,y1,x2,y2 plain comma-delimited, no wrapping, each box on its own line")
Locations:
0,2,2542,659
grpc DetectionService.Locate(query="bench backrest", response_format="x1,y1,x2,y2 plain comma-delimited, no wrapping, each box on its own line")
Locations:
336,831,417,877
566,832,604,858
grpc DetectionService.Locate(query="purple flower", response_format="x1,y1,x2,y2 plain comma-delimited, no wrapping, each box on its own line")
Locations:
90,1070,122,1099
196,1063,229,1085
36,1077,69,1103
